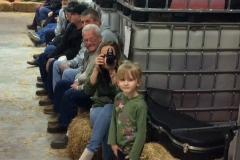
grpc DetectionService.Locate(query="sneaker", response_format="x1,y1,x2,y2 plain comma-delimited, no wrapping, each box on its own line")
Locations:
36,82,44,88
37,26,42,31
27,24,37,30
27,31,40,42
36,89,48,96
39,97,53,106
27,60,38,66
29,38,39,47
50,135,68,149
47,124,67,133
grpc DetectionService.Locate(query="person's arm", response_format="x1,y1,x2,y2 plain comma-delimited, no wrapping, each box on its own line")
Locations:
55,9,65,36
128,102,147,160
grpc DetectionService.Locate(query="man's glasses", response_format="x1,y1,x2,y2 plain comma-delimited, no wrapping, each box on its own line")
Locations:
83,36,99,43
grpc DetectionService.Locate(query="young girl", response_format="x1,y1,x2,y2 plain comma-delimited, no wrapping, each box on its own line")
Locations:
108,60,147,160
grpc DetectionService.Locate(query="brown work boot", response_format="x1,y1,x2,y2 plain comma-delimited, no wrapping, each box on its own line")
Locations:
39,97,53,106
48,116,59,126
44,105,56,115
37,76,42,82
33,54,40,59
36,82,44,88
27,60,38,66
36,89,48,96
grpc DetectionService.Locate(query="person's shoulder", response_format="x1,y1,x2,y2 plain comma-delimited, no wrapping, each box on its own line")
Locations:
115,92,124,99
135,94,147,108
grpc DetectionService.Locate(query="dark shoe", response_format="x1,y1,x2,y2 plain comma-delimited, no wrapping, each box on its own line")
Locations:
27,30,40,42
48,115,59,126
33,54,40,59
36,82,44,88
37,76,42,82
36,89,48,96
44,106,56,115
50,135,68,149
27,60,38,66
27,24,37,30
47,124,67,133
39,97,53,106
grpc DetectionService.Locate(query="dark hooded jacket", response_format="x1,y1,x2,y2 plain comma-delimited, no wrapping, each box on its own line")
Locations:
47,23,83,60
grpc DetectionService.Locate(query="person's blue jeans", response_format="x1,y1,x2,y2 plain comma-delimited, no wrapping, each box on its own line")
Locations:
47,59,56,100
52,60,80,91
38,44,56,89
37,23,56,45
45,27,56,45
57,88,93,127
87,104,115,160
36,7,52,27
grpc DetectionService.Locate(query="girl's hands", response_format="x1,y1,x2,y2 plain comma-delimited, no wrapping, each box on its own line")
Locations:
111,145,122,157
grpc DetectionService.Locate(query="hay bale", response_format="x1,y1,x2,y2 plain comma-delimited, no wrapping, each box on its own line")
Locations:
67,112,102,160
141,142,179,160
12,2,41,12
0,1,13,11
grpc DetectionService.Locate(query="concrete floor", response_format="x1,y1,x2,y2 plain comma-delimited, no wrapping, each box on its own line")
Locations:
0,11,238,160
0,12,68,160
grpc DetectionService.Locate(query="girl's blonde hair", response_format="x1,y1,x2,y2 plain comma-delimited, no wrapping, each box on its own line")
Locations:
117,60,142,83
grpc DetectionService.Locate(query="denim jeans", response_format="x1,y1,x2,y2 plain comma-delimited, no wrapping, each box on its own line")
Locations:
37,23,56,45
87,104,114,160
38,44,56,89
44,27,56,45
52,60,80,91
57,86,93,127
36,7,52,26
47,59,56,100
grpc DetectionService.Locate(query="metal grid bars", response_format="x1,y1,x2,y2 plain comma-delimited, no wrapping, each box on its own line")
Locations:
118,12,240,123
117,0,240,13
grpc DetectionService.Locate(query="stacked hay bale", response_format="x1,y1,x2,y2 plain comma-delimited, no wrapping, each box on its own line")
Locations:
12,2,41,12
141,143,179,160
0,0,12,11
67,111,102,160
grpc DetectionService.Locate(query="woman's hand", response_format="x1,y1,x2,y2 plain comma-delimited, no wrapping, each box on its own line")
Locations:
111,145,122,157
48,11,53,17
70,81,79,90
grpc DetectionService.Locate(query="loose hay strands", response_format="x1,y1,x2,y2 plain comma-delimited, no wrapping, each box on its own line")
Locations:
141,143,179,160
0,1,13,11
12,2,41,12
67,112,102,160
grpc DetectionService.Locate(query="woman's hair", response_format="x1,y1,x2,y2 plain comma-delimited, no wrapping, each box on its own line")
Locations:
82,24,101,36
117,60,142,82
98,41,122,68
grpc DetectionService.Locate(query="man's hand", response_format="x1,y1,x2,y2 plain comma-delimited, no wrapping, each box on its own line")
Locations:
70,81,79,90
60,62,71,72
48,11,53,17
111,145,122,157
46,58,54,72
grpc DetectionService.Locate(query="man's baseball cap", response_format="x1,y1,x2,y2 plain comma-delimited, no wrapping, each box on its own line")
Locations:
65,4,87,15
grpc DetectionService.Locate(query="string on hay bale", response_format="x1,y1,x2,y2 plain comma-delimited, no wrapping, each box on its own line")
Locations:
12,2,41,12
0,1,13,11
67,112,102,160
141,142,179,160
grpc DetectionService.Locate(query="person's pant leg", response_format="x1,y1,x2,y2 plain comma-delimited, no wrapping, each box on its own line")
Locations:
87,104,114,160
53,80,72,114
62,68,81,82
44,27,56,45
35,7,41,27
52,61,62,91
39,7,52,26
47,59,56,100
58,90,92,127
37,23,56,44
